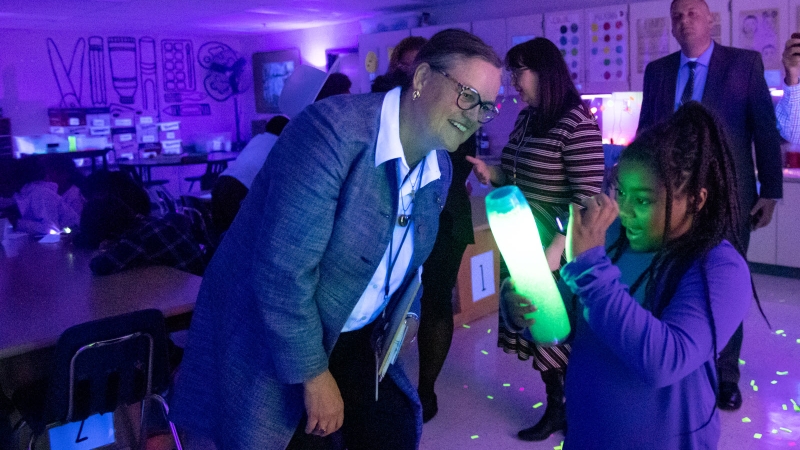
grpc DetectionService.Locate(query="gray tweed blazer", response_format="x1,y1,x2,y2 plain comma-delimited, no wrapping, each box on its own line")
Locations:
170,91,452,449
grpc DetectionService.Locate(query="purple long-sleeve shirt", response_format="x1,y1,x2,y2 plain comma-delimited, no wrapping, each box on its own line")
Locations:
561,241,750,449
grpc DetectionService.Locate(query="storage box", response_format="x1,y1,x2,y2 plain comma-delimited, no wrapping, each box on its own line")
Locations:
158,121,181,142
85,107,111,128
136,124,158,144
111,127,137,155
136,113,156,126
111,110,135,128
160,139,182,155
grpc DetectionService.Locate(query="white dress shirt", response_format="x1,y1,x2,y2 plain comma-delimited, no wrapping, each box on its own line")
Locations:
342,87,442,332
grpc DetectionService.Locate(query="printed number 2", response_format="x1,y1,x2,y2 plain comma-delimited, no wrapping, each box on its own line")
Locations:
75,420,88,443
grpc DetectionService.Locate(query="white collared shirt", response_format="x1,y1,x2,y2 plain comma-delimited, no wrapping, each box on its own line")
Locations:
341,87,442,332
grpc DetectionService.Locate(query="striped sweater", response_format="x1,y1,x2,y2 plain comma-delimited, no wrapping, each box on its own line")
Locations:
499,104,604,246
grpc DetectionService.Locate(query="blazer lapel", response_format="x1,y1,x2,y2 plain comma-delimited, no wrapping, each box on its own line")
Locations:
662,52,680,114
702,43,725,108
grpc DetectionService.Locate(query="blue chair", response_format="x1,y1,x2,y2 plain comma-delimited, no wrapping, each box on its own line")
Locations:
11,309,183,450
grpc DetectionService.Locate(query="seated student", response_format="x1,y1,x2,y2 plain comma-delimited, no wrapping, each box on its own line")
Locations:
81,169,152,216
211,69,353,234
211,116,289,233
13,157,81,235
79,196,207,276
503,102,752,449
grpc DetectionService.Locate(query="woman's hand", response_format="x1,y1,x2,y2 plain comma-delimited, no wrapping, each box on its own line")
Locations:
465,155,504,186
501,278,537,330
303,369,344,437
566,194,619,263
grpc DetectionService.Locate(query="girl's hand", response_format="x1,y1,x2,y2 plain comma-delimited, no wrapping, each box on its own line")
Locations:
566,194,619,262
501,278,537,330
465,155,503,185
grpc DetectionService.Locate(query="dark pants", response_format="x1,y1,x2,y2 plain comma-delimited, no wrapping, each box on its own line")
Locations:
418,223,468,396
716,217,751,385
286,323,416,450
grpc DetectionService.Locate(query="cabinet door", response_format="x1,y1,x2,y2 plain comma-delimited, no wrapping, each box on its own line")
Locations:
776,183,800,268
748,214,777,264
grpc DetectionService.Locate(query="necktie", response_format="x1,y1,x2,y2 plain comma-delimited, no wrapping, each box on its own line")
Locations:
680,61,697,106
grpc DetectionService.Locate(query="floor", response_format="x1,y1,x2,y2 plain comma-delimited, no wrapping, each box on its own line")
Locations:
400,271,800,450
44,270,799,450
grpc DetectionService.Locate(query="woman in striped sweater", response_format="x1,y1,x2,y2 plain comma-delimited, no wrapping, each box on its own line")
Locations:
468,37,605,442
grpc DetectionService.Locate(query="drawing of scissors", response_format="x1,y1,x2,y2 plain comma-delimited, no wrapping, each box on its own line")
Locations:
47,38,85,108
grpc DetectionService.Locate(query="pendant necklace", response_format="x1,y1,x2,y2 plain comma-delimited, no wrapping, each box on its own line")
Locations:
398,159,426,227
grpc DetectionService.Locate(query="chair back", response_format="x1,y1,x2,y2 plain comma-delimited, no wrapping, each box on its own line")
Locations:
44,309,170,425
200,161,228,191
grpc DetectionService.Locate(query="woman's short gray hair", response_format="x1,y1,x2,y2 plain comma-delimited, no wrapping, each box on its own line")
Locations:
413,29,502,72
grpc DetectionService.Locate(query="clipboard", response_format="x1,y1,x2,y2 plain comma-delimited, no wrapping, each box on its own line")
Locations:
371,269,422,383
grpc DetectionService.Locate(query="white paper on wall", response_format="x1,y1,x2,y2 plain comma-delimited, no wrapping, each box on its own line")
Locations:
586,6,629,85
732,0,786,88
470,250,495,303
545,10,584,88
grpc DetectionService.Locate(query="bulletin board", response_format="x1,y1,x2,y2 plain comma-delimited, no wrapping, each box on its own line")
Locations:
733,0,789,88
357,29,411,94
629,1,675,91
545,10,585,90
584,5,630,93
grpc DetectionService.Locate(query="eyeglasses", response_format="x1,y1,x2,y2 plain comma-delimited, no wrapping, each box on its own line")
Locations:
435,70,499,124
510,67,529,83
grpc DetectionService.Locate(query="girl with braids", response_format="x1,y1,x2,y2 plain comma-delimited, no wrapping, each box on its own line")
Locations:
502,102,751,449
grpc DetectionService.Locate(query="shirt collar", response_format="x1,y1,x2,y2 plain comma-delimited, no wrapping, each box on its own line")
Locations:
680,40,714,68
375,86,441,188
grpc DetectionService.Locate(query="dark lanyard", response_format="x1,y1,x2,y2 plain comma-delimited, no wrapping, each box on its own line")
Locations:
383,158,425,301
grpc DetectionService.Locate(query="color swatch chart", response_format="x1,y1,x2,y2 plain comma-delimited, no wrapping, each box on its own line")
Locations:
587,7,628,83
545,11,583,84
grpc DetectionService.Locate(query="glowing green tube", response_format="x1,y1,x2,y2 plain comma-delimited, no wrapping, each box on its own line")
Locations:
485,186,570,346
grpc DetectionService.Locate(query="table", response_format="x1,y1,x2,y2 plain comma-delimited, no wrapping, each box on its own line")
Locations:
0,231,202,392
117,151,238,184
23,148,112,173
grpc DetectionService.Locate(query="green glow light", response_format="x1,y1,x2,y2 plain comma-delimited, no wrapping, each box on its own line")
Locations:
486,186,571,345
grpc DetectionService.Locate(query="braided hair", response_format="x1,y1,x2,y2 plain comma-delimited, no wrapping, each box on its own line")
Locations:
606,101,764,432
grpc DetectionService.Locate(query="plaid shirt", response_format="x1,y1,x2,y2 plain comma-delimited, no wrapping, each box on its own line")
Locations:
776,83,800,145
90,213,206,276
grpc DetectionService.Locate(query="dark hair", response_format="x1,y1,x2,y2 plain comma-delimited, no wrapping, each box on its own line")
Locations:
265,115,289,136
315,73,352,101
388,36,427,72
608,102,759,429
42,153,85,195
76,195,139,248
506,38,586,135
82,169,151,216
414,29,502,75
372,36,429,92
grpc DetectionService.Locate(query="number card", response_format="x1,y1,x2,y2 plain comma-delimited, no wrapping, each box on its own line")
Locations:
48,413,115,450
471,250,495,302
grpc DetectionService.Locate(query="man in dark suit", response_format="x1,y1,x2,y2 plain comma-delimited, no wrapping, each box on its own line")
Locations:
638,0,782,411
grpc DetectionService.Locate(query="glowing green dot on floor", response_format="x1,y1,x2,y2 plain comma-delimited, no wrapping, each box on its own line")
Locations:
462,324,470,329
471,435,479,439
742,417,751,423
772,429,778,434
750,380,756,386
777,329,785,334
487,329,491,333
781,427,792,433
771,380,778,385
503,383,510,387
533,402,543,409
754,433,762,439
739,359,746,365
753,386,759,391
487,395,493,399
784,404,788,411
778,371,789,375
481,350,488,355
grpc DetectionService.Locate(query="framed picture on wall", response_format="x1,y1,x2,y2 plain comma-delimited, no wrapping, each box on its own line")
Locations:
252,49,301,113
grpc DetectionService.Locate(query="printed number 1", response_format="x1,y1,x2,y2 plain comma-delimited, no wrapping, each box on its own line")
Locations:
479,265,486,291
75,419,88,443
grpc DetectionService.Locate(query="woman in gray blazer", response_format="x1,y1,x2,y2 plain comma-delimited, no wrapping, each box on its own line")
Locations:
170,29,503,450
